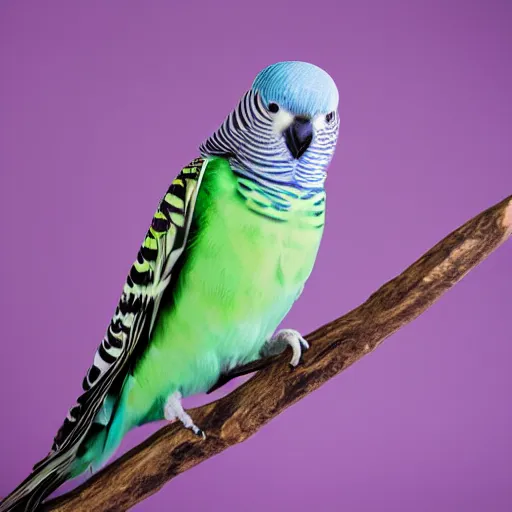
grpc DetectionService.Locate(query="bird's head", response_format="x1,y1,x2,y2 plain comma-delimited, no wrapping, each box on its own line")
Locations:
252,61,339,160
201,61,340,189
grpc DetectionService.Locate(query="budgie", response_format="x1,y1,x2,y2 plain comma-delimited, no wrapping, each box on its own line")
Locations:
0,60,340,511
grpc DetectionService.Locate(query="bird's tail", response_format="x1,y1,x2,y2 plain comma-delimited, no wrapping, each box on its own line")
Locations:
0,398,134,511
0,420,116,512
0,447,76,512
0,423,122,512
0,381,140,512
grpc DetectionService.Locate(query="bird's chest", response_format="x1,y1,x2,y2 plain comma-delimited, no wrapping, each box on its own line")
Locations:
191,191,323,317
175,196,322,375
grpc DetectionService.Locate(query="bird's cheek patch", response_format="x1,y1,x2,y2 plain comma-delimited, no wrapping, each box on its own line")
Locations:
312,114,326,131
272,109,294,135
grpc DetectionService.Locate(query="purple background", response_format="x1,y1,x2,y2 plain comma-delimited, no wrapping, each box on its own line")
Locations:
1,1,511,510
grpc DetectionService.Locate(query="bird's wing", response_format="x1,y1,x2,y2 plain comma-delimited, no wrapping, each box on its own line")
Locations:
39,157,208,465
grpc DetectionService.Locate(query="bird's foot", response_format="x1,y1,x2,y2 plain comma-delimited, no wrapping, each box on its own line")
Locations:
164,391,206,439
262,328,310,367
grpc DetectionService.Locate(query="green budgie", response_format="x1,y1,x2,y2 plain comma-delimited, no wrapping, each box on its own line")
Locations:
0,60,340,511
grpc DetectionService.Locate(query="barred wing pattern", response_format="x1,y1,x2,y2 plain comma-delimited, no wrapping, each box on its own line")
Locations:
0,159,207,512
49,157,207,458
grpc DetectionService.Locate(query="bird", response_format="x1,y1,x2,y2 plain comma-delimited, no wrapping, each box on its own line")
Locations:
0,60,340,511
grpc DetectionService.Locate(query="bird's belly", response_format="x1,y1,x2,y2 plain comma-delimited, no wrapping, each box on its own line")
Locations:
148,240,306,399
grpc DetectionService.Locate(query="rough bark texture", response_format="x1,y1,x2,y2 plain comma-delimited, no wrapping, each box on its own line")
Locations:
41,195,512,512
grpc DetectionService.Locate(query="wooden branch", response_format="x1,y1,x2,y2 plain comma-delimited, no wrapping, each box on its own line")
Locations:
43,195,512,512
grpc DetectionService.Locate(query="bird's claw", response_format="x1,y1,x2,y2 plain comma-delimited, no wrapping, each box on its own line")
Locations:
269,329,309,367
192,426,207,440
164,391,206,440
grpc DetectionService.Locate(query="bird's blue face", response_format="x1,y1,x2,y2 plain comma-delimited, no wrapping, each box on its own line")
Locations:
252,61,339,160
201,61,340,190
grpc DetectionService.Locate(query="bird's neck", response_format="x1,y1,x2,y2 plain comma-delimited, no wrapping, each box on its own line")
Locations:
235,173,326,226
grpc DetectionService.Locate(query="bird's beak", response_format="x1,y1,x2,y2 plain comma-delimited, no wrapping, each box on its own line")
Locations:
284,116,313,159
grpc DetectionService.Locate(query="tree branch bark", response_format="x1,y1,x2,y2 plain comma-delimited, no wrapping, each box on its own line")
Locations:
43,195,512,512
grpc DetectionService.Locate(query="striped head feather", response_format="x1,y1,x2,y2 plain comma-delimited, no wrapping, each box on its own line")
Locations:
200,61,340,192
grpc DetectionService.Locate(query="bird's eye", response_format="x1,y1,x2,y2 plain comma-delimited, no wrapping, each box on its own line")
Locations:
268,103,280,113
325,112,335,123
